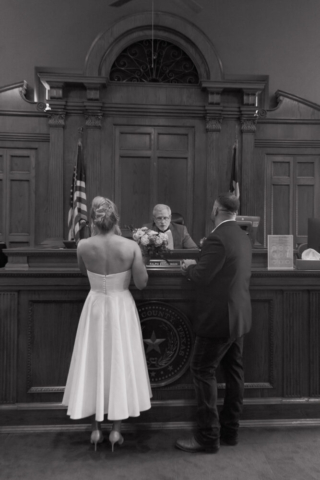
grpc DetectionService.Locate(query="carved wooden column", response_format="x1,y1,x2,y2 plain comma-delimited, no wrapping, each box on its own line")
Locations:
205,115,222,234
84,84,103,206
47,87,66,240
85,108,103,206
202,83,223,234
240,89,259,215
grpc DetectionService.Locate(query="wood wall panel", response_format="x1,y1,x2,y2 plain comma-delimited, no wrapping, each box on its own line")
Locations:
157,157,188,220
10,180,30,234
0,179,3,241
0,292,17,403
27,300,83,394
283,292,308,397
119,156,151,228
296,185,314,237
115,126,194,229
85,118,102,206
310,292,320,397
243,298,274,389
265,153,320,245
0,149,36,247
47,121,64,239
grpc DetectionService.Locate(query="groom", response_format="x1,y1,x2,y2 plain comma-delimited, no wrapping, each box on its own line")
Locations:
175,193,252,453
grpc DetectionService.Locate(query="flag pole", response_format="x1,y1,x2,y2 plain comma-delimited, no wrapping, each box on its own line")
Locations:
78,127,83,144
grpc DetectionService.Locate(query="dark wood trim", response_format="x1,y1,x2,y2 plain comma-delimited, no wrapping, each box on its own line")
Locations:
0,292,18,403
0,133,49,142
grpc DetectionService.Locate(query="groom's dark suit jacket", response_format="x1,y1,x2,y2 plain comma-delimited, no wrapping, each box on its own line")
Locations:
186,221,252,339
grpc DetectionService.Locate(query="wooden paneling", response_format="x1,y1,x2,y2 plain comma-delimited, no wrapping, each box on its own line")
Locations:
115,126,194,229
2,266,320,426
0,150,4,242
295,156,319,241
0,149,35,247
0,292,17,403
157,157,188,219
283,291,309,397
267,155,293,237
310,292,320,397
26,300,83,394
266,154,320,245
119,156,151,227
243,298,274,389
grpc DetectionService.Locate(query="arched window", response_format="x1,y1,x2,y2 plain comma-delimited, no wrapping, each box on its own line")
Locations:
109,39,199,84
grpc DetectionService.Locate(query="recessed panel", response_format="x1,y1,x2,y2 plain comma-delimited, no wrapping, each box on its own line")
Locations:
8,242,29,248
157,157,188,222
0,180,3,235
9,180,29,233
158,133,188,151
120,156,151,228
272,162,290,177
297,162,314,177
0,154,3,173
297,185,314,236
10,156,31,173
243,300,272,384
119,133,151,151
29,301,83,388
272,185,290,234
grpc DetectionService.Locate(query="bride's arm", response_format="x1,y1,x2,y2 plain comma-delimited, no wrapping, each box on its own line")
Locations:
132,242,148,290
77,240,88,276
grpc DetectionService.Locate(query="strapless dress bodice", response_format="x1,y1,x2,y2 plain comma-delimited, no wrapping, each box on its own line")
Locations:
87,269,131,294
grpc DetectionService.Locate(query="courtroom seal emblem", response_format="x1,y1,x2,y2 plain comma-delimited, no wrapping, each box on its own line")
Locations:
138,302,194,387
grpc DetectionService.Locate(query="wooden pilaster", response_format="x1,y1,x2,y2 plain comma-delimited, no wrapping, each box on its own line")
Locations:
84,103,103,206
47,94,66,240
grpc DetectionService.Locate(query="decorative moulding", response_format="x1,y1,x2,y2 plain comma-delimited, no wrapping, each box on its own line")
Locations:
0,80,46,112
84,11,223,81
206,117,222,132
265,90,320,120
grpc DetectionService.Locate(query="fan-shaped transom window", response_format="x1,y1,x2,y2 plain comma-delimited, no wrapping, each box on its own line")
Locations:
109,39,199,84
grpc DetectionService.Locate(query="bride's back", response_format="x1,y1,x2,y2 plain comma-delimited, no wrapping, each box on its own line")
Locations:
77,196,148,290
78,233,136,275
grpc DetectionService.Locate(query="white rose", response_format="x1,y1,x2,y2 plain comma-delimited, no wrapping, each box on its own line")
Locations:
132,232,140,241
148,230,158,235
140,235,150,246
154,236,162,246
159,233,168,242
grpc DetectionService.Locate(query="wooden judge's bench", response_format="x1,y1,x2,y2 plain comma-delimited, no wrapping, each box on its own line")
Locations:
1,247,320,432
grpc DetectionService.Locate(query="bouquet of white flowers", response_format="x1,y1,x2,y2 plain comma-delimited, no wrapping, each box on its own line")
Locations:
132,227,169,258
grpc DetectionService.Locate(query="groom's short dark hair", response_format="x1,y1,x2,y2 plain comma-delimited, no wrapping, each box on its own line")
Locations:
216,193,239,214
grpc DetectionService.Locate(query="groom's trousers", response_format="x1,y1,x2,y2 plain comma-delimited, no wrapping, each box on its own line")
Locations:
191,335,244,448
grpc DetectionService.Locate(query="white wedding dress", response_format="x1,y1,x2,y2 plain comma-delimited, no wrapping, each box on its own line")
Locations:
62,269,152,421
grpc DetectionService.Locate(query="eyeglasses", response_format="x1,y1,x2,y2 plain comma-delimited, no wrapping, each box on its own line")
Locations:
154,216,170,221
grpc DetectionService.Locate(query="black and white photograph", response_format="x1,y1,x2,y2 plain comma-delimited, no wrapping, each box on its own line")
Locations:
1,1,320,479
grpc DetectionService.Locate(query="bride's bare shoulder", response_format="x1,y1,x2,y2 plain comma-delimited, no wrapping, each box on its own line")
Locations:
116,235,136,248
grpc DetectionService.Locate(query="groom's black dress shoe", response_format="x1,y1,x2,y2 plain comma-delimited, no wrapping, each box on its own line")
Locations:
220,430,238,446
175,436,219,454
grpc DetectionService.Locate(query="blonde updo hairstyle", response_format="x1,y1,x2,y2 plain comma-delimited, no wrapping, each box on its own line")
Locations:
90,196,120,234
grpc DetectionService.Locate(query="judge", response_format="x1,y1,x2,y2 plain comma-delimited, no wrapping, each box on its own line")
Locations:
144,204,197,249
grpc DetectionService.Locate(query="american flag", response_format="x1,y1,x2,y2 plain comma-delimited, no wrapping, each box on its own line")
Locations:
68,139,87,242
230,140,240,199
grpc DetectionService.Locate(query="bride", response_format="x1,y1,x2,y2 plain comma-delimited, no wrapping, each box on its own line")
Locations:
62,197,152,451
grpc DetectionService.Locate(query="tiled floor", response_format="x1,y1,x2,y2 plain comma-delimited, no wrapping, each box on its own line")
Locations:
1,427,320,480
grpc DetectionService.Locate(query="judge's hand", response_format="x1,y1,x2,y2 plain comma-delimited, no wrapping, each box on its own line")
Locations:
181,259,196,276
